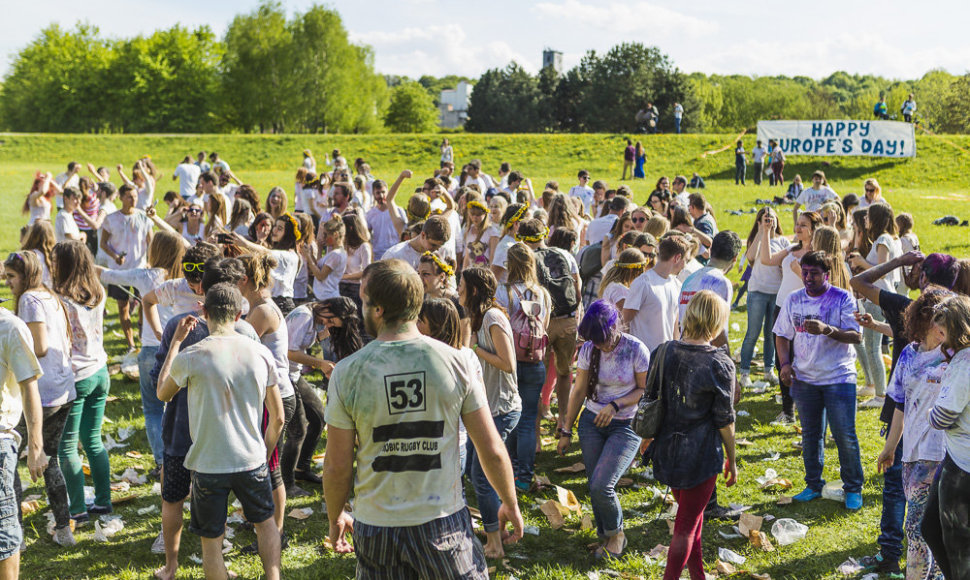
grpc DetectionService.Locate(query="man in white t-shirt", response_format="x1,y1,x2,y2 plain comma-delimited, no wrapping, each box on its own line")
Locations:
382,215,453,268
0,306,47,574
793,171,839,226
366,174,408,260
55,188,85,243
158,283,283,580
586,196,629,247
773,251,863,509
673,102,684,134
670,175,692,209
623,235,690,351
568,170,595,216
53,161,81,210
173,156,202,200
464,159,495,194
324,260,523,576
751,141,767,186
100,183,154,350
678,232,740,348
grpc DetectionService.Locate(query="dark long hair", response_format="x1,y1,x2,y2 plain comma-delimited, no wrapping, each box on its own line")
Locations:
419,298,461,349
315,297,363,361
461,266,505,333
577,300,621,402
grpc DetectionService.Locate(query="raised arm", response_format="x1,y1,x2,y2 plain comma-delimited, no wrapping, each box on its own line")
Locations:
849,251,922,306
117,164,135,188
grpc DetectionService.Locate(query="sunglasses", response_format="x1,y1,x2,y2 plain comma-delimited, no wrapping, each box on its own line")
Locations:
182,262,205,273
632,217,647,224
188,208,202,214
864,188,875,193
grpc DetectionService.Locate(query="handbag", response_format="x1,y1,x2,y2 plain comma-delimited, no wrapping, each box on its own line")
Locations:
631,341,670,439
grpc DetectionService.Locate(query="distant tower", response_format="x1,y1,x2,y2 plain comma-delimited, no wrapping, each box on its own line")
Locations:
542,48,563,75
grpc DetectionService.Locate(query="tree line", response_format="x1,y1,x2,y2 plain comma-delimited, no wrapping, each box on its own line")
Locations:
465,43,970,134
0,2,400,133
3,4,969,135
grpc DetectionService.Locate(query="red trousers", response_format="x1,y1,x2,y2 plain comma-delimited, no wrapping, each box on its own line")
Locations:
663,475,717,580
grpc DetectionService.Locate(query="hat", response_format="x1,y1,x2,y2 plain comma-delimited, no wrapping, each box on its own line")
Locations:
921,253,959,290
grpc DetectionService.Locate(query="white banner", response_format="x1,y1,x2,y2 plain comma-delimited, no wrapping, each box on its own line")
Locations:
756,120,916,158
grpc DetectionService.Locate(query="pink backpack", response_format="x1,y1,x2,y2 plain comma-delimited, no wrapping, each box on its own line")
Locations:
507,285,548,363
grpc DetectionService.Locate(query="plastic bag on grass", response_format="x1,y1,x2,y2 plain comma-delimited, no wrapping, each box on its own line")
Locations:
770,518,808,545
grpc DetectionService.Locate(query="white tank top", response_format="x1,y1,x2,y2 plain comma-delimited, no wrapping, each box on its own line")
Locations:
28,197,51,225
258,301,295,399
181,222,203,245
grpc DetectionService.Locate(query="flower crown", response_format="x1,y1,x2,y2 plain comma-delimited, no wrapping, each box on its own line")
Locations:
283,213,302,242
467,200,489,213
423,251,454,276
515,226,548,244
504,204,528,226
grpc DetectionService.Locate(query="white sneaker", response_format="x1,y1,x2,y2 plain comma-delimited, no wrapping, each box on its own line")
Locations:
860,396,886,409
765,371,779,386
739,374,752,389
151,530,166,554
52,526,76,547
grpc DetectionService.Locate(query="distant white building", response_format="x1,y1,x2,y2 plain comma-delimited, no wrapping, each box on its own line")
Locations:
439,81,472,129
543,49,563,75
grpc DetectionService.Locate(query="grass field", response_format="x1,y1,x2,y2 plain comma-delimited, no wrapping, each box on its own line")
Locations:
2,133,970,579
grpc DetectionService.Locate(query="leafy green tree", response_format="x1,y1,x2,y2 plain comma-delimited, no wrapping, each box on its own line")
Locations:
384,82,438,133
0,24,114,132
466,63,543,132
937,73,970,134
110,26,223,132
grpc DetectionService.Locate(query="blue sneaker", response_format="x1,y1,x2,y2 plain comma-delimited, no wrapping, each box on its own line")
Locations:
845,492,863,510
793,487,821,502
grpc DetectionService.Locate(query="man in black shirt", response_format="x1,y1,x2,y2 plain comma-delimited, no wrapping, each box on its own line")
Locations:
850,251,961,577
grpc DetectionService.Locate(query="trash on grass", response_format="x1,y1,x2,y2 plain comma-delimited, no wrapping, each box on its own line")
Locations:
539,501,565,529
103,434,127,451
93,517,124,541
822,481,846,502
718,527,743,540
137,505,159,516
535,474,552,487
837,557,864,575
763,452,781,461
647,544,668,558
738,513,763,536
554,462,585,473
737,410,750,417
556,486,582,514
581,515,593,530
771,518,809,545
755,469,779,486
118,467,147,485
736,438,754,447
523,525,539,536
750,530,775,551
188,554,203,564
718,547,746,565
760,478,794,491
288,507,313,520
716,560,737,575
20,500,41,515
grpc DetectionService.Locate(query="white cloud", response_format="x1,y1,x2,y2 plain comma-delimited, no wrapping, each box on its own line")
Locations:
352,24,537,77
533,0,718,38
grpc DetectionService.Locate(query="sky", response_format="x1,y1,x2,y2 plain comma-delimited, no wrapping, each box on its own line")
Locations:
2,0,969,80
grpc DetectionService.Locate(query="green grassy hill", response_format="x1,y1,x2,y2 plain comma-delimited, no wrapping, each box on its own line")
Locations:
4,132,970,579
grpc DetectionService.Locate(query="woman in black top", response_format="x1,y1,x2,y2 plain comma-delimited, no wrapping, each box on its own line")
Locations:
647,290,737,580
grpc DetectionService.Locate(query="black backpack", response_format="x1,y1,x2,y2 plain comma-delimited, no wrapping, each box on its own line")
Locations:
577,242,603,284
534,247,580,317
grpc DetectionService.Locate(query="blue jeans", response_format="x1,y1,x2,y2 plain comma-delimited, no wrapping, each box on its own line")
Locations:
507,361,545,484
469,411,520,533
138,346,164,466
791,381,864,493
735,162,746,185
739,291,776,374
577,409,641,538
878,435,905,561
675,117,682,134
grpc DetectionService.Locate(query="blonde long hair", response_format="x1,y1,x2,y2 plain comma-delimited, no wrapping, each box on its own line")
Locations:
599,248,646,298
812,226,850,290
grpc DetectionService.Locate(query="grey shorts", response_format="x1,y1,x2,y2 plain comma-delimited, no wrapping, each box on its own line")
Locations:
0,439,21,560
189,464,274,538
354,508,486,579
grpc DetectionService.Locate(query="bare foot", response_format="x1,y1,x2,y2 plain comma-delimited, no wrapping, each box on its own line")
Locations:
483,540,505,559
154,566,176,580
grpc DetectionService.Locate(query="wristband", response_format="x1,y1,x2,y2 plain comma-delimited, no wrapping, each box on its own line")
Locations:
823,325,835,336
609,401,620,412
558,428,573,438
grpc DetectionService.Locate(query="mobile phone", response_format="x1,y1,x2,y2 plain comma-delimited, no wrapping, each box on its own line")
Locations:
216,233,234,244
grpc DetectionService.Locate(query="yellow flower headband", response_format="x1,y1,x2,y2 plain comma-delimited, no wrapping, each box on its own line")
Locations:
505,204,528,226
422,251,454,276
615,261,646,269
467,200,489,213
282,212,302,242
407,206,432,223
515,227,548,244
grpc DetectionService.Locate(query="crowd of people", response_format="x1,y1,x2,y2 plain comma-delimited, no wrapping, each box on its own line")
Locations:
1,144,969,580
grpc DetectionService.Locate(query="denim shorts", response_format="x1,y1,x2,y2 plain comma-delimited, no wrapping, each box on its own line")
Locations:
189,464,274,538
354,508,487,579
0,439,21,560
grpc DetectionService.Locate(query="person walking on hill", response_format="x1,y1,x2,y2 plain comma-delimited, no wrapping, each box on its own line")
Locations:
621,140,634,180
